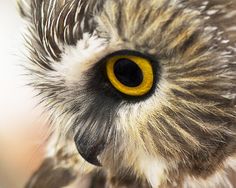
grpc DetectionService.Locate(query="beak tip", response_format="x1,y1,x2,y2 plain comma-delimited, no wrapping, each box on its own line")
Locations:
77,147,102,166
88,157,102,166
74,135,104,167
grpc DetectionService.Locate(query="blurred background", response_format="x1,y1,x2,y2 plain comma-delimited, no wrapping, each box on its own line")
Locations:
0,0,47,187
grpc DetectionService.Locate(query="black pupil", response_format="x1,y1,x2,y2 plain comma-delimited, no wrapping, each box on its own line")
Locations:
114,58,143,87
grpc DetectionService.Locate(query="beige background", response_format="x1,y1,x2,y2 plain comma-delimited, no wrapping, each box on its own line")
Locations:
0,1,46,188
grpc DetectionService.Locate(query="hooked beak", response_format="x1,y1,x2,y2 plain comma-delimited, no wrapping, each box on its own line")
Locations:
74,130,106,166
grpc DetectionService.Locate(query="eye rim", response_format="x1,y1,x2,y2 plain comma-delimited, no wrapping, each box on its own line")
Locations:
106,54,154,96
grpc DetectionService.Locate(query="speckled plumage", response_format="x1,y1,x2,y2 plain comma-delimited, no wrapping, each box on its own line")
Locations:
18,0,236,187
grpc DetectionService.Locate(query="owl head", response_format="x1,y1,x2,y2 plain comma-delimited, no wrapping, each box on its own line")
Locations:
19,0,236,187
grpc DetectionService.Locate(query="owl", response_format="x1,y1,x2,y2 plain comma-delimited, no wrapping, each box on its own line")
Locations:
18,0,236,187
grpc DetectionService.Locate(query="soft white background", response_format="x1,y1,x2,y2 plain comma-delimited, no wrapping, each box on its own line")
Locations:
0,1,46,187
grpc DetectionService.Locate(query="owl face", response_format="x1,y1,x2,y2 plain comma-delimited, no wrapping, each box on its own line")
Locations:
20,0,236,186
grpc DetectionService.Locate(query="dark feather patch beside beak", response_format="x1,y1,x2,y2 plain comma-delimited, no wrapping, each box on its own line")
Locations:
72,90,120,166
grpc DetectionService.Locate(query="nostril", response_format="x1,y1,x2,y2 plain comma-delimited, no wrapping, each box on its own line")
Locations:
114,58,143,87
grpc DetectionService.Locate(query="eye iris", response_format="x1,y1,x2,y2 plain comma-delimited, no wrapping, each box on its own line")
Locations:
114,58,143,87
106,53,154,97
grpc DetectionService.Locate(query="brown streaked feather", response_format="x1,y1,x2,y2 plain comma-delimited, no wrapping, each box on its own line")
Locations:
191,0,236,45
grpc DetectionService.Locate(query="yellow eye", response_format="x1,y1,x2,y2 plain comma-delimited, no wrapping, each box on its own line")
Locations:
106,54,154,96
